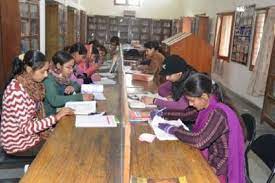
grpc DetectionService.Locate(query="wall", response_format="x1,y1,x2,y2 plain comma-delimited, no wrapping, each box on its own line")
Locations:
180,0,275,108
80,0,182,19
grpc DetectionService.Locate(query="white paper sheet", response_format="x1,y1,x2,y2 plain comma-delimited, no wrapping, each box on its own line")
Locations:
149,116,189,141
81,84,104,93
128,99,157,109
99,73,116,78
93,92,106,100
75,115,117,127
65,101,96,115
94,77,116,85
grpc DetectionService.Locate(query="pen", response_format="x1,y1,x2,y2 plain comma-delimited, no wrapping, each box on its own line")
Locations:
156,107,166,115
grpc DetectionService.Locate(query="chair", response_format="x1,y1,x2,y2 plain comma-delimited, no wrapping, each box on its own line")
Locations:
241,113,256,146
0,147,34,182
245,134,275,183
0,116,34,182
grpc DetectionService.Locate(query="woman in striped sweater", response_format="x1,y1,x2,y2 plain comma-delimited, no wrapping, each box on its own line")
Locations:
158,73,245,183
0,50,73,155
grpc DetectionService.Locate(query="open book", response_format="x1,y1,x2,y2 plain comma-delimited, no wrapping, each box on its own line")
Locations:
65,101,96,115
81,84,106,101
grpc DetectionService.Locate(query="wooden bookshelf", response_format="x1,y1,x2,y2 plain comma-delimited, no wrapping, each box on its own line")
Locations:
67,6,77,46
19,0,40,52
139,18,151,43
45,1,67,59
86,16,173,44
80,10,87,43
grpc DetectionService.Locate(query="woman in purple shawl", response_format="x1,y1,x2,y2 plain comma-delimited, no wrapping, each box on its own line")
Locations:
158,73,245,183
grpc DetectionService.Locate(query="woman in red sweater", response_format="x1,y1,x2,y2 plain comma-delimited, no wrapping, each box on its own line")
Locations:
0,50,73,155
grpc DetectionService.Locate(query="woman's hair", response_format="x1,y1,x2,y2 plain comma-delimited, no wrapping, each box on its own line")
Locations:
88,40,99,47
98,45,107,54
92,46,99,55
144,41,160,50
63,45,72,52
69,43,87,55
52,51,74,66
182,73,224,102
171,58,197,101
8,50,47,83
12,50,46,76
182,73,247,138
110,36,120,46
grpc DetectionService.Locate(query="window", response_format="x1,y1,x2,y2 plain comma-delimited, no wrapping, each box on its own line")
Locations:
114,0,140,6
249,9,268,71
214,12,234,61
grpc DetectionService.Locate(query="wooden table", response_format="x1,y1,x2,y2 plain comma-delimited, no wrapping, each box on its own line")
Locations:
21,60,219,183
122,73,219,183
20,83,123,183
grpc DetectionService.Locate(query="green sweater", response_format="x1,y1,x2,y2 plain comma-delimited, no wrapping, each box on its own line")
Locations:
43,74,83,116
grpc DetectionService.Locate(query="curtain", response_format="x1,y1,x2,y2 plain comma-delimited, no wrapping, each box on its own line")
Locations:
247,7,275,96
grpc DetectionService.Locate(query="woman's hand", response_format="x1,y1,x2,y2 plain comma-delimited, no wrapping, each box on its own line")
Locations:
55,107,74,121
82,94,94,101
64,86,75,95
141,96,154,105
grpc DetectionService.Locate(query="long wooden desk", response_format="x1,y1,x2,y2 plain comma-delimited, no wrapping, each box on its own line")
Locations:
122,73,219,183
21,60,219,183
20,83,123,183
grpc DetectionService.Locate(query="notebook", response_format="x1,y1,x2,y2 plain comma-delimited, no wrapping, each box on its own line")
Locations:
75,115,117,127
94,77,116,85
81,84,106,101
65,101,96,115
81,84,104,93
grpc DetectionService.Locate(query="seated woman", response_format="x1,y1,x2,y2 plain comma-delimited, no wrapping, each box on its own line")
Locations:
69,43,88,84
139,41,165,85
0,50,74,155
158,73,245,183
79,46,100,78
141,55,197,121
109,36,120,58
44,51,94,116
97,45,107,65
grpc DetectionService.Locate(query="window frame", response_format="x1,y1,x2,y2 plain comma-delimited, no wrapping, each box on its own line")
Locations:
214,12,235,62
114,0,140,6
249,8,269,71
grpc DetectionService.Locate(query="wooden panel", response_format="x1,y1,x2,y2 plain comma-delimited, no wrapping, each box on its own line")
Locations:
197,16,209,42
170,35,213,74
67,7,76,46
80,10,86,43
46,3,59,59
20,85,123,183
182,17,192,33
0,0,21,93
